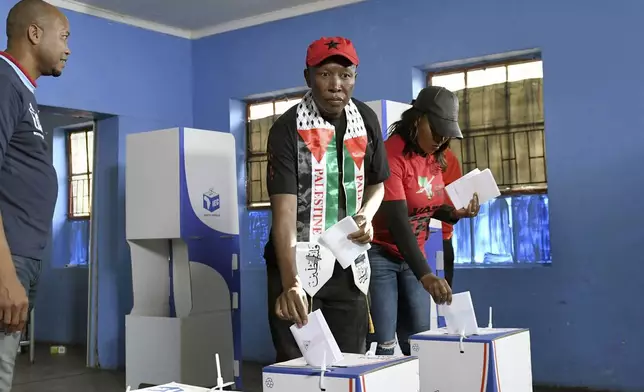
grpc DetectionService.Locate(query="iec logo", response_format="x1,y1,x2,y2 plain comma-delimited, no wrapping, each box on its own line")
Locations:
203,188,220,213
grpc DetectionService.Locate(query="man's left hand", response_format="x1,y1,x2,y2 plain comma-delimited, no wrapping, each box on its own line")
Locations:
348,214,373,244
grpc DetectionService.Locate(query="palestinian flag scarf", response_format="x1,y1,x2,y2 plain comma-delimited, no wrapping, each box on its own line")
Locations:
294,91,371,297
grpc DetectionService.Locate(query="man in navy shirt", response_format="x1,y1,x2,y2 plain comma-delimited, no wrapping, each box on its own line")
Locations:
0,0,70,389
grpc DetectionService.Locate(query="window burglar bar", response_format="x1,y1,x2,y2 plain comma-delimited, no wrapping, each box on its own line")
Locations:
67,128,93,219
70,175,92,217
247,155,270,208
429,59,548,264
451,123,547,193
435,72,546,193
246,95,303,208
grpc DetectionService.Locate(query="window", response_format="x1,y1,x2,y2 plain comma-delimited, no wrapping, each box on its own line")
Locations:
246,96,303,208
429,58,551,265
246,210,272,267
67,127,94,219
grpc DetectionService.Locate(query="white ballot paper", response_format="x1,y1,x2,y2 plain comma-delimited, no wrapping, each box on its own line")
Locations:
290,309,344,367
318,216,371,269
296,242,335,297
445,168,501,210
437,291,479,336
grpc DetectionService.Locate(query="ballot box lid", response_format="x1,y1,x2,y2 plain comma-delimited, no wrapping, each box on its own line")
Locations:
263,354,415,378
410,327,529,343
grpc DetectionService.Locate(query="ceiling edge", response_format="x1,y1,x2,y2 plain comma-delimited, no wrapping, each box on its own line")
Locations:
190,0,366,39
46,0,193,38
46,0,367,40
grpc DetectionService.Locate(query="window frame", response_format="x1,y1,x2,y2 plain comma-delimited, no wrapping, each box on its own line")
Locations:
427,56,551,266
427,56,546,196
245,93,305,209
66,126,94,220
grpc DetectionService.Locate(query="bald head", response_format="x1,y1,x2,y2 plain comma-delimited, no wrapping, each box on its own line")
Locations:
5,0,70,78
6,0,63,42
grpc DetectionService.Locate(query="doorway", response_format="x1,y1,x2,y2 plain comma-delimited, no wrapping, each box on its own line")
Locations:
28,105,105,367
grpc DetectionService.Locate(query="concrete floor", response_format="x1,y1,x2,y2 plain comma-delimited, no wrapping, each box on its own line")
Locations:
11,345,609,392
12,345,122,392
12,345,265,392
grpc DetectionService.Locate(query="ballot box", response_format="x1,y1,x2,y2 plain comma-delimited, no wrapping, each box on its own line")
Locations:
262,354,419,391
409,328,533,392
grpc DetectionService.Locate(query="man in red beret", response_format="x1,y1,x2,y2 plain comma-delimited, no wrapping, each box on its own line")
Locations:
263,37,390,361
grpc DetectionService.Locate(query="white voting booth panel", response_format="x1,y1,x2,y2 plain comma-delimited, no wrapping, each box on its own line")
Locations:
262,354,419,392
125,128,241,389
410,328,533,392
364,99,411,136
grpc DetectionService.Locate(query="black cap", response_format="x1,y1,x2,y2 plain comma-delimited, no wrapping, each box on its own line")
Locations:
413,86,463,139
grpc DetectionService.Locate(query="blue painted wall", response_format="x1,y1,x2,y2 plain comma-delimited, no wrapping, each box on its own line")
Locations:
0,1,193,369
193,0,644,390
1,0,641,389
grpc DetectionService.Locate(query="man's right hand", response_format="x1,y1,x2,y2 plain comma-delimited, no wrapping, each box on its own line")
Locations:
420,273,453,305
0,274,28,334
275,283,309,328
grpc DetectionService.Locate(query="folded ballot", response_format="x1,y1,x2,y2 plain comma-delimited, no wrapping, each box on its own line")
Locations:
290,309,344,367
318,216,371,269
445,168,501,210
437,291,479,336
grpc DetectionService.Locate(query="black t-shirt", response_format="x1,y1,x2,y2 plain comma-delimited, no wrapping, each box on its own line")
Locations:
0,53,58,260
264,98,389,265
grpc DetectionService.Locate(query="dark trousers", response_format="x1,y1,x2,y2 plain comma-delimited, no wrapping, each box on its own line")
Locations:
443,238,455,287
266,262,368,362
367,246,430,356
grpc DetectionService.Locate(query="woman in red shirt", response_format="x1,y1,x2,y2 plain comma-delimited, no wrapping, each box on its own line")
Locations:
368,86,479,356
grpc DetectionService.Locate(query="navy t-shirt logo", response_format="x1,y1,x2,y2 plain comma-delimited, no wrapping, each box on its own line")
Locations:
28,102,44,139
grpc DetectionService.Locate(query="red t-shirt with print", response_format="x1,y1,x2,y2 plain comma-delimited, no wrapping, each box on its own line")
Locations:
372,134,446,259
441,148,462,240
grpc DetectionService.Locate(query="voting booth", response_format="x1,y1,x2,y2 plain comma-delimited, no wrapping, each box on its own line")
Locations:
363,99,411,139
125,128,241,389
365,99,446,329
262,354,419,392
410,328,533,392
